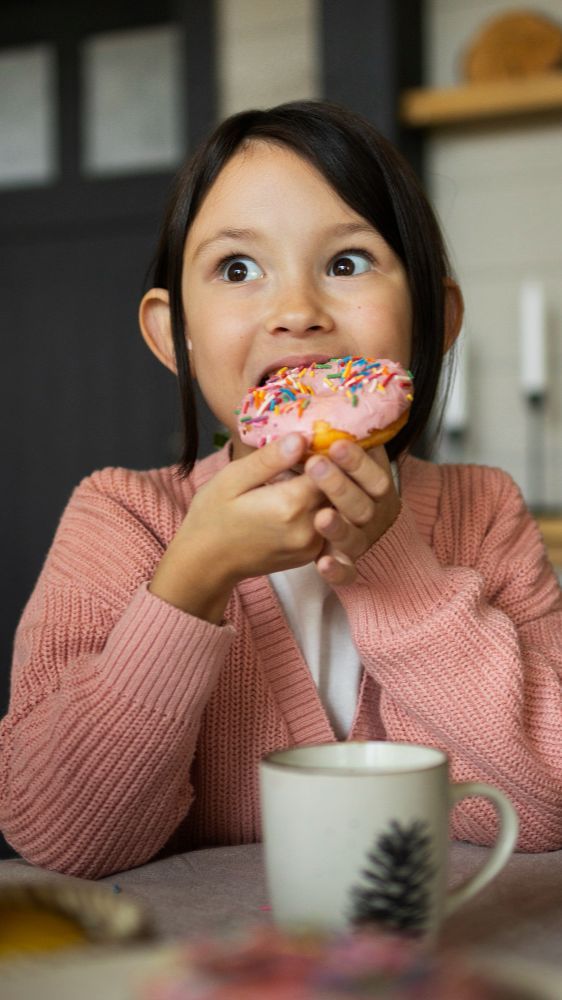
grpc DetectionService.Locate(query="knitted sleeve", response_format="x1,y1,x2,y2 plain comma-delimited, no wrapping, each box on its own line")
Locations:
0,468,235,877
337,464,562,852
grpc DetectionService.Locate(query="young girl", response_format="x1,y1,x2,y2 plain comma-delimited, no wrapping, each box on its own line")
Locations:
1,101,561,878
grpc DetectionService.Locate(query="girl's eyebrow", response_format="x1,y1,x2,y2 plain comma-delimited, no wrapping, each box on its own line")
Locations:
192,222,380,260
329,222,380,240
192,228,259,259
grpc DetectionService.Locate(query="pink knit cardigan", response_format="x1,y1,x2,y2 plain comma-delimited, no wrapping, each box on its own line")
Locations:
1,448,561,877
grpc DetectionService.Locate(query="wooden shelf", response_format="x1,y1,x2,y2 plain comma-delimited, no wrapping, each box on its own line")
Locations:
536,515,562,568
400,72,562,127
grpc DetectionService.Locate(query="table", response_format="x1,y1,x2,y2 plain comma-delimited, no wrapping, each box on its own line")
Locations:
2,843,562,997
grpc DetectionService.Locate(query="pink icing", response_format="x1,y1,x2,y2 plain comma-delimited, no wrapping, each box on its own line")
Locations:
237,357,414,449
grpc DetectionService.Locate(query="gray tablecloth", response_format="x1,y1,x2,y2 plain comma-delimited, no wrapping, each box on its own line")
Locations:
2,842,562,966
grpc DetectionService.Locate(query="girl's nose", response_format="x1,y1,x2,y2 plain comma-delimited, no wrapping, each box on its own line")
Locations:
264,282,334,337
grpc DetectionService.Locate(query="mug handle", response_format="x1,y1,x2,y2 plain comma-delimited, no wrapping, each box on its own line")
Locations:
444,782,519,917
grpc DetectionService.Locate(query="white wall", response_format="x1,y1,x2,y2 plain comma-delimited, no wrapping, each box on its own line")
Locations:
426,0,562,508
216,0,320,117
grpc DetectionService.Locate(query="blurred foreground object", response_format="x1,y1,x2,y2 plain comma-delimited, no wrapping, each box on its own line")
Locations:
142,926,515,999
464,10,562,81
0,881,152,958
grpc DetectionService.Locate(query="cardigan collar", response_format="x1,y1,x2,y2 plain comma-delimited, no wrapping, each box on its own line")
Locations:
187,444,442,744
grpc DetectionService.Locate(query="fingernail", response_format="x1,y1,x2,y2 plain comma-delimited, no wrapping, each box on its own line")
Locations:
330,440,350,460
280,433,302,457
334,553,353,566
309,458,329,478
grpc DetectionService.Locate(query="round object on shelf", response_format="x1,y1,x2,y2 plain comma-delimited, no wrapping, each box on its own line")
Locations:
463,11,562,82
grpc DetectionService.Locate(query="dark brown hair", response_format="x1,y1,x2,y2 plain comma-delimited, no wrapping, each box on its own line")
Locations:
148,100,453,475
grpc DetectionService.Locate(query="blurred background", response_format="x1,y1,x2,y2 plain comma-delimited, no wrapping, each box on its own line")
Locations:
1,0,561,856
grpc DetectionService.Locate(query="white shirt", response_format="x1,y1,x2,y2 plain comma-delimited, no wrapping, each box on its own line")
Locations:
268,563,360,739
268,463,399,740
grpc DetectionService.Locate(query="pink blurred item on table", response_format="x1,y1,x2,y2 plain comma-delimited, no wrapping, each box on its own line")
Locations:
143,926,514,999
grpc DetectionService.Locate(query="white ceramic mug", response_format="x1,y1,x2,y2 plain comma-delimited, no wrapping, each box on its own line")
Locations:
260,742,518,939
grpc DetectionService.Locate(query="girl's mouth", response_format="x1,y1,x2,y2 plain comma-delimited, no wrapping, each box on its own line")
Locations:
255,354,337,388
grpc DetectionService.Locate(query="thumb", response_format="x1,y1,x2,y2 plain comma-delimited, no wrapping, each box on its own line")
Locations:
227,434,307,495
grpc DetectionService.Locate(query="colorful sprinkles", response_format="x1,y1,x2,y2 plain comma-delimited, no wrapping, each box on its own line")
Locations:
237,357,413,440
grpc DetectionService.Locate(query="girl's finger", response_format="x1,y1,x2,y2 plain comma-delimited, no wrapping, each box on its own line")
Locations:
226,434,308,496
327,440,392,499
315,551,356,586
305,454,377,527
314,507,365,560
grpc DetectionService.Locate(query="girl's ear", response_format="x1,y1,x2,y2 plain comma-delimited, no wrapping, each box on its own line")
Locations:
139,288,178,374
443,278,464,353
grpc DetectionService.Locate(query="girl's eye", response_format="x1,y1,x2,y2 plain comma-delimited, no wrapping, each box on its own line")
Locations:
220,256,263,283
328,251,374,277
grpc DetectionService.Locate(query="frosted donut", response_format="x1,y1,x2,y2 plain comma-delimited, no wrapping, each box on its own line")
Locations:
236,357,413,455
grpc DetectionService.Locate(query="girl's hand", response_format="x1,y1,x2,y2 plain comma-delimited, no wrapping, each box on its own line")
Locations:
149,433,324,623
304,441,401,586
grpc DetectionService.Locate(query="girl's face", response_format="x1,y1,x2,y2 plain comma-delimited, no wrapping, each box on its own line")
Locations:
182,141,413,459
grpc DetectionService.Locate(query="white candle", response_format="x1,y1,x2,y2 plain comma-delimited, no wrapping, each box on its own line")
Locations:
443,337,467,434
520,280,547,399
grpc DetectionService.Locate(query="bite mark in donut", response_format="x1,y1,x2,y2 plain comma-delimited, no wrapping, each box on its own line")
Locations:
236,357,413,455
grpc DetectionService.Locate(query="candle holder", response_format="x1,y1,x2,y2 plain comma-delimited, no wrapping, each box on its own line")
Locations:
519,280,548,508
441,336,468,465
